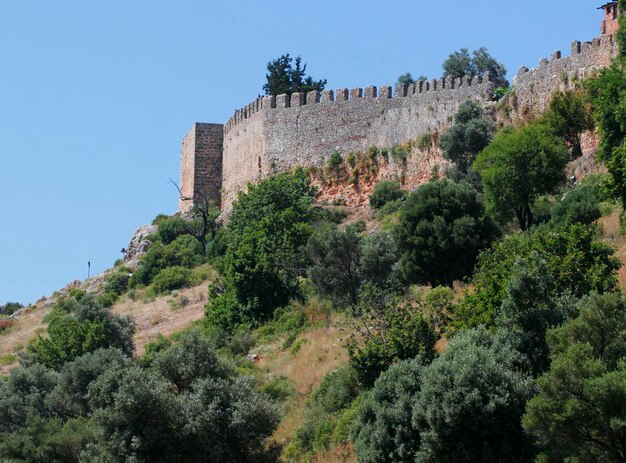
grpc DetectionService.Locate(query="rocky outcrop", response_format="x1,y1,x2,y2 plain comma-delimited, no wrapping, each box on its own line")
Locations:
123,224,158,270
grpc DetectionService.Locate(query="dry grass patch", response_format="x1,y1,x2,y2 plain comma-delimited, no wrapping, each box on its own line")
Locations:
0,307,47,375
113,283,210,356
257,313,351,454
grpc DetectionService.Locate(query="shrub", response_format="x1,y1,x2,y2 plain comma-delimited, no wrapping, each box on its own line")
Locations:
96,291,118,308
155,215,191,244
413,328,536,462
349,286,436,387
523,292,626,462
0,302,23,317
369,181,404,209
454,223,620,330
353,357,426,463
551,185,601,226
327,150,343,170
103,271,130,296
151,266,194,294
396,179,499,287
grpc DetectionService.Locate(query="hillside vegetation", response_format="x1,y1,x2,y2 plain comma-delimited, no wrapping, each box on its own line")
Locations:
2,11,626,462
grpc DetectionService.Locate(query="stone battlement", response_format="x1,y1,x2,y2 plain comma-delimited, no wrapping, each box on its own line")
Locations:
513,34,616,114
224,73,494,136
180,8,620,213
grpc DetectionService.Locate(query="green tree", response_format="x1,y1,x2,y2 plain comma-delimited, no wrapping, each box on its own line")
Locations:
443,47,507,87
353,357,426,463
368,180,405,209
207,172,316,328
440,100,496,175
587,62,626,206
454,223,620,330
523,292,626,462
263,54,327,97
349,285,436,387
413,327,536,462
306,224,362,307
542,90,594,159
473,123,569,230
396,179,499,287
28,297,135,370
497,257,577,376
550,185,601,226
396,73,415,85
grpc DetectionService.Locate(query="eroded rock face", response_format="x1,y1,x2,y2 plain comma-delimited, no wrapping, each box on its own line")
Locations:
124,224,157,270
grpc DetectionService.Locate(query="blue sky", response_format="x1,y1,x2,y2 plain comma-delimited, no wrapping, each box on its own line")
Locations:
0,1,604,304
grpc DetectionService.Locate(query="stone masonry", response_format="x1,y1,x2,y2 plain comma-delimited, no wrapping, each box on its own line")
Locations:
179,123,223,210
180,6,621,212
513,34,617,115
181,77,494,211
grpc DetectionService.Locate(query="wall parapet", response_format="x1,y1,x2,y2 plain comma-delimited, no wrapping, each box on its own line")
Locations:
223,72,495,136
512,34,616,114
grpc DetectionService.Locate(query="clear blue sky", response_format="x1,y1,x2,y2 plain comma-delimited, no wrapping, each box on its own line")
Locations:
0,1,603,305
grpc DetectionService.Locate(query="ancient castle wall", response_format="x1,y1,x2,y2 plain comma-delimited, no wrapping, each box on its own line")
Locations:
179,123,223,210
220,76,494,208
513,34,617,115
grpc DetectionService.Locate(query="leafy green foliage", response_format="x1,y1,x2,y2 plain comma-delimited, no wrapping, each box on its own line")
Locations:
455,223,620,330
103,270,130,296
422,286,456,334
288,366,361,458
587,62,626,205
474,123,569,230
354,328,535,462
2,330,280,462
151,265,194,294
206,172,316,331
28,297,135,370
349,286,436,387
397,73,415,85
263,53,326,97
541,90,593,159
369,180,405,209
306,224,362,307
0,302,23,317
497,257,577,376
523,292,626,462
443,47,508,87
550,185,601,226
413,327,536,462
440,100,496,173
129,234,204,288
396,179,499,286
353,357,426,463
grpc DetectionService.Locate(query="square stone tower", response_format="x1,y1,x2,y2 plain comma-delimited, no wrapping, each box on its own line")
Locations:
600,2,620,35
179,123,224,211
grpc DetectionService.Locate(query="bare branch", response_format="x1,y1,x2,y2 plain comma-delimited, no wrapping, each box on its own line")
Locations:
169,178,192,201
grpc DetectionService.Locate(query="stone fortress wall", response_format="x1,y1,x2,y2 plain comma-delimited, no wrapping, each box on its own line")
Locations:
220,76,495,208
180,77,495,211
513,34,617,115
179,4,621,212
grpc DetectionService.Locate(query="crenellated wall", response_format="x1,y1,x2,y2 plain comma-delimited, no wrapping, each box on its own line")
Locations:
219,75,495,208
180,22,619,213
513,34,617,115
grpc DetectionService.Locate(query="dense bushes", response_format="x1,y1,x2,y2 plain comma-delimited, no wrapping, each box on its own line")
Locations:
206,172,317,331
0,331,282,462
523,292,626,462
354,328,536,462
454,223,620,329
306,225,400,308
396,179,499,287
369,181,404,210
27,296,135,370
